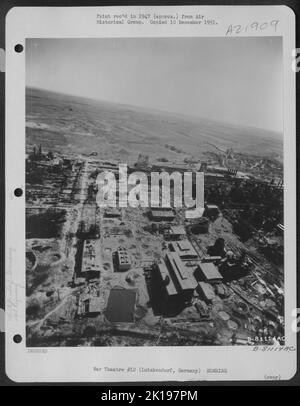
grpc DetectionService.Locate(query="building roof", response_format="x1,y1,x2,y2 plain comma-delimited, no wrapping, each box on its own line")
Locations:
169,225,186,235
170,240,198,259
87,297,102,313
150,209,175,218
81,240,101,273
117,247,131,265
198,281,215,301
205,204,219,210
178,241,191,251
165,252,196,291
157,260,177,296
198,262,223,281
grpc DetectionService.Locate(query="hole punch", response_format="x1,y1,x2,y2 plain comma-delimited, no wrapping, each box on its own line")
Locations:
14,188,23,197
13,334,22,344
14,44,23,53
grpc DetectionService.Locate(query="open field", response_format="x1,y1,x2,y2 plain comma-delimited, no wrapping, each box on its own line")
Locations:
26,87,283,163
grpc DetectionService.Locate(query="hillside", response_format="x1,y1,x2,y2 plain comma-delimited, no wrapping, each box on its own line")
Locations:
26,87,283,163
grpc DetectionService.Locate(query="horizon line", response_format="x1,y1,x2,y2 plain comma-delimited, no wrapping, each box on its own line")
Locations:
26,85,283,138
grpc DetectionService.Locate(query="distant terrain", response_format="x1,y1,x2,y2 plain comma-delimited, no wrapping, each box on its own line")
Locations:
26,87,283,163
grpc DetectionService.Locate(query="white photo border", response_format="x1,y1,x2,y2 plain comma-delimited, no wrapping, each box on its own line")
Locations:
5,5,297,382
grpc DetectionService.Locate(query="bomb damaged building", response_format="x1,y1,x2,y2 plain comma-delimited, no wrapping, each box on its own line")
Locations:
169,240,198,261
156,252,197,307
81,239,101,280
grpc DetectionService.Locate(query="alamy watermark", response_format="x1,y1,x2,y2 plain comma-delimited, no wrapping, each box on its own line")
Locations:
96,164,204,218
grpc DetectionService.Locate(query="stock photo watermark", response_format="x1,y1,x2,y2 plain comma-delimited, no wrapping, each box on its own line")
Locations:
96,164,204,218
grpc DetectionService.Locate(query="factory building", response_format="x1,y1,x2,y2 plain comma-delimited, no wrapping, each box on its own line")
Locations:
169,240,198,261
116,246,131,271
157,259,177,300
157,252,197,305
81,239,101,280
196,261,223,283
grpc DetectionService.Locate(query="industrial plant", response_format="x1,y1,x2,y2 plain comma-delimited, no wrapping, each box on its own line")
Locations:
26,138,284,347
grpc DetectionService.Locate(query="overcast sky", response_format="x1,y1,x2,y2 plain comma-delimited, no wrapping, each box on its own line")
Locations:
26,37,283,133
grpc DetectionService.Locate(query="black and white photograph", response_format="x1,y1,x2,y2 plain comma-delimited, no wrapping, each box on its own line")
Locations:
25,36,285,347
4,5,297,383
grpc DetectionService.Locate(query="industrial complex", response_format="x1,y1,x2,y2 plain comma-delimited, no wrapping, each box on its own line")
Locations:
26,141,284,347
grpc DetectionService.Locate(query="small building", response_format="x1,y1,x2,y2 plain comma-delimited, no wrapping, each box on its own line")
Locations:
201,256,222,263
204,204,220,219
188,217,209,234
169,240,198,261
165,225,186,240
74,276,86,286
116,246,131,271
150,208,175,222
197,261,223,283
215,283,229,298
197,281,215,303
85,297,102,315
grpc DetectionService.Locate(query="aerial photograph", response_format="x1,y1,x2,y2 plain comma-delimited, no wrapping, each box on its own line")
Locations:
25,37,284,347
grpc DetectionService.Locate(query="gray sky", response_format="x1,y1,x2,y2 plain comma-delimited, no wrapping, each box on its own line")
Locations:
26,37,283,133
